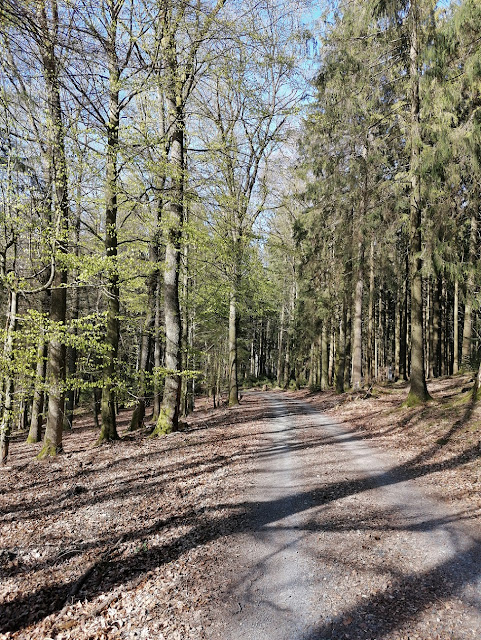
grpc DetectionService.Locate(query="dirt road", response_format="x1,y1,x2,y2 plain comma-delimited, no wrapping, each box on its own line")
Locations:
209,393,481,640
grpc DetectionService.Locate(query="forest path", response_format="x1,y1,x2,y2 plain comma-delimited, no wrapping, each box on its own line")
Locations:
209,392,481,640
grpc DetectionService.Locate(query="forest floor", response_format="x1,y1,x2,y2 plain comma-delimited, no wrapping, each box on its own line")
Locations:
1,375,481,639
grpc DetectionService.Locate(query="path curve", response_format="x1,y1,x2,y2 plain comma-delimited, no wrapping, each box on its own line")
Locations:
209,392,481,640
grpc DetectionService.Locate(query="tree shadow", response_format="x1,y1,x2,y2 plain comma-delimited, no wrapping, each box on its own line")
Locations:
1,393,481,635
299,541,481,639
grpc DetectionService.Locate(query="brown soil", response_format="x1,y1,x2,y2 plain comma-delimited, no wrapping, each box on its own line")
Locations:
0,375,480,639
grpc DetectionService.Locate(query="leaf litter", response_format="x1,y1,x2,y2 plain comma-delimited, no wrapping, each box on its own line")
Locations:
1,377,480,639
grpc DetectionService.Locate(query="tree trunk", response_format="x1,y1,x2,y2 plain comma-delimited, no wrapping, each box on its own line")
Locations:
181,233,191,417
321,322,329,390
406,1,430,405
64,200,81,431
352,249,364,388
395,285,401,380
462,211,478,367
432,275,441,378
335,303,347,394
130,247,157,430
308,341,315,387
228,284,239,405
453,277,459,374
344,304,352,389
27,336,48,443
1,290,17,465
367,240,375,383
152,270,162,422
38,0,69,457
401,254,409,380
277,304,285,387
99,6,121,443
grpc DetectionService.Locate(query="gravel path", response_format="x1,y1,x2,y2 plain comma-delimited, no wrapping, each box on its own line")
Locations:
209,393,481,640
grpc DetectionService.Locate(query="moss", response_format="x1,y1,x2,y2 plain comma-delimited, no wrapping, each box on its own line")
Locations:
37,440,62,459
150,408,175,436
25,434,40,444
403,391,430,408
95,431,120,446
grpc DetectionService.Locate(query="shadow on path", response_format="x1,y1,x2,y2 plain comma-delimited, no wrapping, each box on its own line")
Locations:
1,393,480,636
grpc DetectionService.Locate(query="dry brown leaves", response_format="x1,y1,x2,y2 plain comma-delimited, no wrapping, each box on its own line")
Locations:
1,377,480,639
0,397,271,640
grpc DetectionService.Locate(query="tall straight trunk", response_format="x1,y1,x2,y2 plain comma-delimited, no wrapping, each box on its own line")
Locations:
352,251,364,388
283,282,296,388
1,290,17,465
378,285,384,376
228,281,239,405
284,335,291,388
427,278,432,377
152,271,162,422
277,304,285,387
401,254,409,380
367,240,375,383
352,139,368,388
329,328,335,385
27,287,50,443
407,1,430,405
453,277,459,373
154,131,184,431
308,341,315,387
335,302,347,394
64,198,81,431
188,314,195,413
99,5,121,443
395,286,401,380
462,211,478,366
442,278,449,376
38,0,69,457
130,247,157,430
344,305,352,389
321,322,329,390
27,336,48,443
432,275,441,377
181,229,193,417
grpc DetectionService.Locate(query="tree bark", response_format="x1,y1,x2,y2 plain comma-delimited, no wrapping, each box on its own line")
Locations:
432,275,441,378
38,0,69,457
352,248,364,389
321,322,329,390
406,1,430,405
130,249,157,430
64,198,81,431
99,2,121,443
1,290,17,465
462,211,478,367
367,240,375,382
453,277,459,374
27,336,48,443
335,302,347,394
277,304,285,387
228,283,239,405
